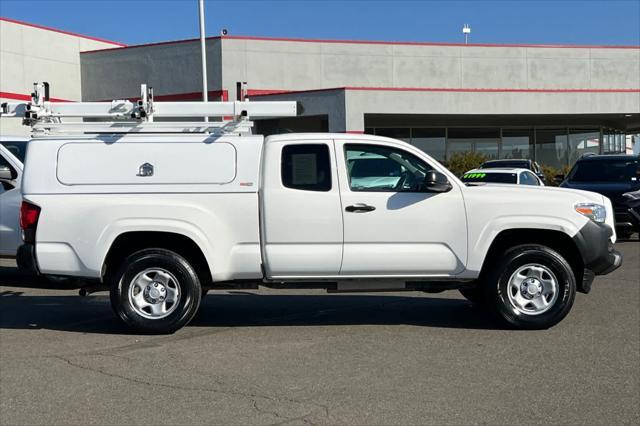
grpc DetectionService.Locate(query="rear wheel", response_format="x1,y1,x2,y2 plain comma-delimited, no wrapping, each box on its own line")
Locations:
483,244,576,329
109,249,201,334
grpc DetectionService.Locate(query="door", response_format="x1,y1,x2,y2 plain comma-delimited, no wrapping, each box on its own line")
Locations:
336,141,467,276
0,148,22,257
261,140,343,278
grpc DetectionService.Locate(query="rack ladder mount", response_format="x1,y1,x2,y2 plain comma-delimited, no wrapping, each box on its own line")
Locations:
0,82,298,135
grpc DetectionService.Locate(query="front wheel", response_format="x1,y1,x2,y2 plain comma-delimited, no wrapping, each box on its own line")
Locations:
484,245,576,330
109,249,201,334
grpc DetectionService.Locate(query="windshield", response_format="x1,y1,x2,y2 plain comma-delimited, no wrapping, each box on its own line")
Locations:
462,172,517,184
0,141,28,163
567,159,639,183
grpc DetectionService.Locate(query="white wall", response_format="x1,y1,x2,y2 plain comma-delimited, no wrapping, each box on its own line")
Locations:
0,18,122,136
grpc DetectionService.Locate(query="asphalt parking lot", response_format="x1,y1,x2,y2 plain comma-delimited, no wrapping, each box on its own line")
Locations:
0,239,638,425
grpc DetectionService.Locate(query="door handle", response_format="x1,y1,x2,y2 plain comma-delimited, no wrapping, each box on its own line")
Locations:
345,203,376,213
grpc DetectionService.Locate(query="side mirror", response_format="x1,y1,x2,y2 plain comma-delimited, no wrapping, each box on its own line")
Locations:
0,165,17,181
423,171,452,193
553,174,565,185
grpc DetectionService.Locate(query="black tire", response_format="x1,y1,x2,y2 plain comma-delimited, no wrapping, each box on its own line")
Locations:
109,248,201,334
483,244,576,330
459,286,485,305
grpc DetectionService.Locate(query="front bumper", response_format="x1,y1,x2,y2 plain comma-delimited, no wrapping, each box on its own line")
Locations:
16,243,39,274
573,221,623,275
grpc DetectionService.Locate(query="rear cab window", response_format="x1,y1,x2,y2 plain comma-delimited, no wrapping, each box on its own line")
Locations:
281,144,331,191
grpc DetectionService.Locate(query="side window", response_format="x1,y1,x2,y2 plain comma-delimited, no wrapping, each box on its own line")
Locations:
0,154,11,169
281,144,331,191
0,154,16,192
521,171,539,186
345,144,433,192
0,142,27,163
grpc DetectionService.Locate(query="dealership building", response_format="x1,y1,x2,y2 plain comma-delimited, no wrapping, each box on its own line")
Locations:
1,17,639,169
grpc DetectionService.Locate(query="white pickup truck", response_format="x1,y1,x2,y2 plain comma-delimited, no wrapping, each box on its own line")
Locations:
17,132,622,333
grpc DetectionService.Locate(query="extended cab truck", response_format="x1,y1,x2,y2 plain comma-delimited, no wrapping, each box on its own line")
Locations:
18,133,622,334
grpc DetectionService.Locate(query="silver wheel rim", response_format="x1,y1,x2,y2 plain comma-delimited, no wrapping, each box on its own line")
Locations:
507,263,558,316
128,268,181,319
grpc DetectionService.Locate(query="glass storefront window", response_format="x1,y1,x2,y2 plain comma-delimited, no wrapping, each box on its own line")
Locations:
447,128,500,160
363,125,620,167
603,133,611,153
535,129,568,169
447,141,473,158
501,129,534,159
569,129,600,164
411,128,446,161
374,128,410,143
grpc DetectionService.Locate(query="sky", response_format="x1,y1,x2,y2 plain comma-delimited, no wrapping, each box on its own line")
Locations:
0,0,639,46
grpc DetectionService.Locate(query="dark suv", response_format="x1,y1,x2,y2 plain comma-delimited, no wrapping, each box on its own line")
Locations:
560,154,640,237
480,159,545,183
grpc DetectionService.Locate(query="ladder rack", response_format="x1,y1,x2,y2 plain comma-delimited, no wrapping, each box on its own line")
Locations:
0,82,298,135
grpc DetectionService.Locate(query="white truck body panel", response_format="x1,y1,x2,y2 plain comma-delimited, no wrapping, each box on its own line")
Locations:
57,141,237,185
260,138,344,277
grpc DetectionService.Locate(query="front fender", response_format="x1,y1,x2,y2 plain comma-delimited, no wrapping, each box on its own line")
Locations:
465,215,584,274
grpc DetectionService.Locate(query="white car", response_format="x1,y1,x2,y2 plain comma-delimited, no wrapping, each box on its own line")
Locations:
462,167,545,186
0,136,28,258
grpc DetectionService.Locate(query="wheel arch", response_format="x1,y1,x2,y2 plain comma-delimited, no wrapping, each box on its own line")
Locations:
102,231,213,288
479,228,586,293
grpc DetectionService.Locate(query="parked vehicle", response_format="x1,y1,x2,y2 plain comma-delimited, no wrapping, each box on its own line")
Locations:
480,159,545,183
5,83,622,333
621,190,640,239
559,154,640,238
0,136,28,258
18,132,623,333
462,168,544,186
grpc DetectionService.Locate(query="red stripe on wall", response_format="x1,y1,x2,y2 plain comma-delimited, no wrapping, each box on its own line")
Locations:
0,17,126,46
248,86,640,96
0,91,71,102
344,86,640,93
247,89,292,96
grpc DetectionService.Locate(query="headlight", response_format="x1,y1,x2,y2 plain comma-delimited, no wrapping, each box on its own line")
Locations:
575,203,606,223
